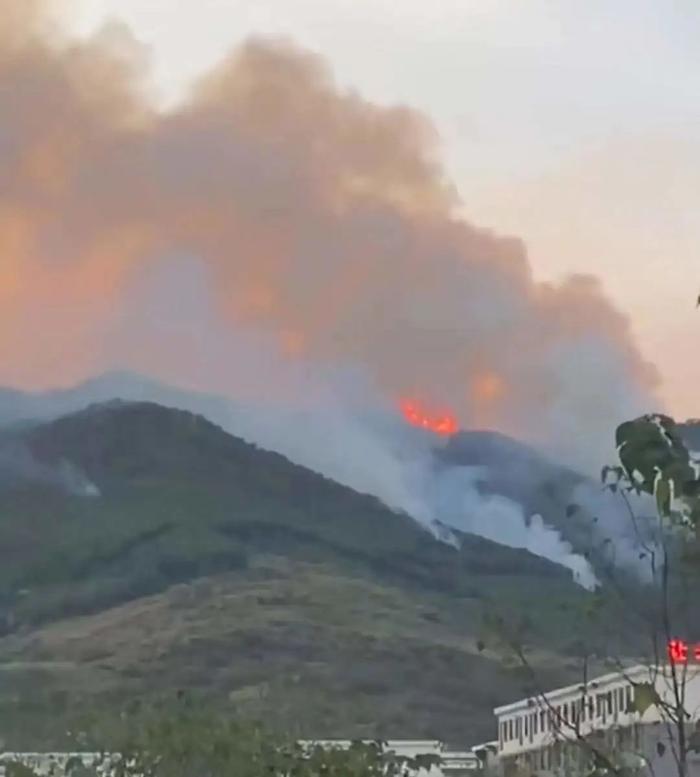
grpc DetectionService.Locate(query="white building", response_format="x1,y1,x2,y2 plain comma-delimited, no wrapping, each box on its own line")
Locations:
300,740,479,775
471,741,498,772
0,753,108,777
494,664,700,776
0,743,479,777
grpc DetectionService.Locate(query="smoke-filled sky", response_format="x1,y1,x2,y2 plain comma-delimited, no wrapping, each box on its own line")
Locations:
60,0,700,419
3,0,694,471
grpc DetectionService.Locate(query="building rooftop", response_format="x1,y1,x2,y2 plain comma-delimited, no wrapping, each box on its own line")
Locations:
494,664,655,717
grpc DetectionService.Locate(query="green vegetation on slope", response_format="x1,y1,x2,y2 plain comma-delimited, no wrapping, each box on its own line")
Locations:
0,558,582,748
0,402,578,630
0,401,595,746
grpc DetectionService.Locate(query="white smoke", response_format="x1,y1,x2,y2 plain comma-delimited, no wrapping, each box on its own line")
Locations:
571,480,656,580
167,387,600,588
539,337,653,474
147,382,600,588
0,359,597,587
0,440,100,498
427,464,598,588
0,259,607,589
0,9,658,591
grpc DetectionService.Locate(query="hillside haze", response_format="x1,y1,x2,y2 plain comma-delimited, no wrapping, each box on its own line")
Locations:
0,373,625,580
0,400,593,746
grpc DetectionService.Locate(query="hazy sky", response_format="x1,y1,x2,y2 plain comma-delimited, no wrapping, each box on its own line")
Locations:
65,0,700,417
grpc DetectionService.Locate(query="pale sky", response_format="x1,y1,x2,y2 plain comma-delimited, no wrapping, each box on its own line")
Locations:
65,0,700,418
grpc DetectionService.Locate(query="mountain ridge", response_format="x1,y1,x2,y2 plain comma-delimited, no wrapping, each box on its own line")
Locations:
0,399,594,746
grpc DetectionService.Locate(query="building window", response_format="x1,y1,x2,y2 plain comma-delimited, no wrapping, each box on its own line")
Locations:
509,719,513,740
618,687,625,711
533,712,538,734
540,710,546,731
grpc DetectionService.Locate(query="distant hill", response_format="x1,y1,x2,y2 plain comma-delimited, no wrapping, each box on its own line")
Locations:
0,401,579,626
0,372,236,428
0,373,640,572
680,419,700,451
0,401,593,747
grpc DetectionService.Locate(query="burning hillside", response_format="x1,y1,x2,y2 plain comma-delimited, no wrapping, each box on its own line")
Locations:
399,399,458,436
0,0,660,473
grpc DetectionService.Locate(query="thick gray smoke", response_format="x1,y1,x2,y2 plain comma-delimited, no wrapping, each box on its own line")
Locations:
429,466,598,588
0,364,598,588
0,2,658,475
0,2,661,585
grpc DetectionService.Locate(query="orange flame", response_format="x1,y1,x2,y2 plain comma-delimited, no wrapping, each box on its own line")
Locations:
399,398,458,436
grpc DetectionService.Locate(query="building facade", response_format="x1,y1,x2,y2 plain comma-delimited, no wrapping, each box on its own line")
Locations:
301,740,479,775
0,743,479,777
494,664,700,776
10,666,700,777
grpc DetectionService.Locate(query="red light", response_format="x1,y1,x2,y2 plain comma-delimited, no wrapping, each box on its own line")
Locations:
668,640,689,663
399,399,458,436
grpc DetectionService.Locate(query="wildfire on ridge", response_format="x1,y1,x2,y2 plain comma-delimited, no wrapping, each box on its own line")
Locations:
399,399,458,436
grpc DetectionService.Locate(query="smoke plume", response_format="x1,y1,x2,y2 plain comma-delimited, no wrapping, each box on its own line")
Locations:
0,3,657,454
0,3,660,582
0,438,100,497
